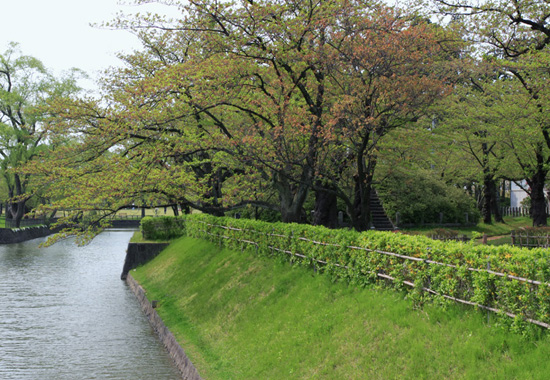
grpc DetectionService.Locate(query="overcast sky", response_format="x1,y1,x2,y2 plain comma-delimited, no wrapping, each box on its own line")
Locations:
0,0,178,91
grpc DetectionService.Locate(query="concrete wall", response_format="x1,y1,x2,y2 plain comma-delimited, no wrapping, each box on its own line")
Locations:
121,242,170,280
127,274,202,380
0,226,55,244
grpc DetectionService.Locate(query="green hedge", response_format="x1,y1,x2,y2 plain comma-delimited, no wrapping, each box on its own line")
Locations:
147,214,550,333
140,216,186,241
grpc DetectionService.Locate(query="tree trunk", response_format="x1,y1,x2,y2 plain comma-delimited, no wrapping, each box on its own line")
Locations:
349,155,377,232
171,205,179,216
9,174,27,228
313,183,338,228
181,203,191,214
481,174,503,224
491,181,504,223
481,177,492,224
12,201,25,228
528,167,548,227
274,169,311,224
350,177,371,231
279,189,306,223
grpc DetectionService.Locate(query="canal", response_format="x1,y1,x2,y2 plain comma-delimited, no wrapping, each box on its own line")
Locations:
0,230,182,379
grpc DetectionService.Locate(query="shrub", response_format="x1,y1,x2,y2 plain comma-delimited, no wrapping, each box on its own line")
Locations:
377,169,480,225
183,213,550,334
140,216,186,240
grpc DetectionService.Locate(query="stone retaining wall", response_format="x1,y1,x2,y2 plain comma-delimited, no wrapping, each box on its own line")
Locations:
126,274,202,380
121,242,170,280
0,226,54,244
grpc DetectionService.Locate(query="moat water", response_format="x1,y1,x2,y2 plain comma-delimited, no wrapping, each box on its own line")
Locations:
0,230,182,379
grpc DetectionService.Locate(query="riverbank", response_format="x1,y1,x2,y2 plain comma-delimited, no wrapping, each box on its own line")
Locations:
0,226,54,244
126,274,201,379
131,236,550,379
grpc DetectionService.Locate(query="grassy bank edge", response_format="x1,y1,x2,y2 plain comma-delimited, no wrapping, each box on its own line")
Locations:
132,236,550,379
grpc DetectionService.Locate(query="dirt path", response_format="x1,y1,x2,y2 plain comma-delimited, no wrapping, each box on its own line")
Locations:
485,234,509,241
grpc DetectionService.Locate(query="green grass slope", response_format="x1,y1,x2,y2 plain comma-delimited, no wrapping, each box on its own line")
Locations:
132,237,550,379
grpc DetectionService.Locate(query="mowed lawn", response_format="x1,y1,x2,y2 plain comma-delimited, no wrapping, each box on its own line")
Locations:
132,236,550,379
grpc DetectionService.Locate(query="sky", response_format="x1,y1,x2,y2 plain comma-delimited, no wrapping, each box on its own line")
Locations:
0,0,178,91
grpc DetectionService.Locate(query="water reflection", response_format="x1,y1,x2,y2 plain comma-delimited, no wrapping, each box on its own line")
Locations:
0,230,181,379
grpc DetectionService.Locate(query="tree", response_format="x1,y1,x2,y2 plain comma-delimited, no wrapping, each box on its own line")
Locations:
0,43,81,227
431,0,550,226
116,0,455,230
312,11,455,230
432,64,510,224
29,0,456,241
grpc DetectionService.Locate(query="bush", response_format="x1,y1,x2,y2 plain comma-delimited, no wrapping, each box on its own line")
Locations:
377,169,480,225
140,216,186,240
183,213,550,334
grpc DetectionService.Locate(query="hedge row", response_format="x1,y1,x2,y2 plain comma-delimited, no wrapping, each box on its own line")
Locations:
147,214,550,333
140,216,186,241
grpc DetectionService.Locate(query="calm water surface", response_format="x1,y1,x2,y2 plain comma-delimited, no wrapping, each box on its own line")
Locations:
0,230,182,379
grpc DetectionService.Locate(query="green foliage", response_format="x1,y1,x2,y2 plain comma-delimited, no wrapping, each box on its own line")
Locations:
177,213,550,334
140,216,185,241
225,205,282,223
0,42,83,226
377,169,480,225
519,227,550,236
403,216,532,239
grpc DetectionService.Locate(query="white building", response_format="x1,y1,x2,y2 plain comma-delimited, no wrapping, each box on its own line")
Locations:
510,181,529,208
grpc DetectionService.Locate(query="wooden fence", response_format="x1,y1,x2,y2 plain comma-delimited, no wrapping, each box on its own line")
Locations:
511,230,550,248
191,220,550,330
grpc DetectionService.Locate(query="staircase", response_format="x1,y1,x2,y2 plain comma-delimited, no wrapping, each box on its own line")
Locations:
370,189,396,231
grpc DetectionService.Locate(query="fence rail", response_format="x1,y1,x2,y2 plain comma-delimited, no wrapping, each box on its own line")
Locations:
511,230,550,248
191,219,550,330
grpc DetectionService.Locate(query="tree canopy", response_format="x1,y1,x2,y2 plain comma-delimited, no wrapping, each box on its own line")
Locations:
0,42,82,227
11,0,550,241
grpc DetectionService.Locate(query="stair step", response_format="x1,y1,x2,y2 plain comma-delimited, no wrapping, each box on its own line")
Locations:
369,188,395,231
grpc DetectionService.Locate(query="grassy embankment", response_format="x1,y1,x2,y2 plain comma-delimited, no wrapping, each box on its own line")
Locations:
129,231,164,243
132,235,550,379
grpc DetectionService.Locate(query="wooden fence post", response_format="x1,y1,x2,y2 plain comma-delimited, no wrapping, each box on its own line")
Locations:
511,231,515,246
